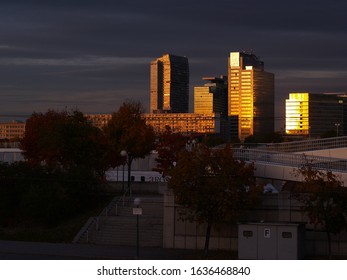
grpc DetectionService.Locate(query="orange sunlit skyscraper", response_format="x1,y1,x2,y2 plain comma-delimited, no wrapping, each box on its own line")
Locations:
228,51,274,141
150,54,189,113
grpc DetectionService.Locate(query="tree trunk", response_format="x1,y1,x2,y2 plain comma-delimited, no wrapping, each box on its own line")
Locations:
204,220,212,257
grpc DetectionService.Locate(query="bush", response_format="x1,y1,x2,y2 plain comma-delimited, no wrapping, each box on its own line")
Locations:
0,162,99,226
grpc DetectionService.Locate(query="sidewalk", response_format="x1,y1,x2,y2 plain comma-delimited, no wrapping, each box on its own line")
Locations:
0,240,199,260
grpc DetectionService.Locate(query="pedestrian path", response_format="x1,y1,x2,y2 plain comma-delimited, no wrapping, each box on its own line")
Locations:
75,195,164,247
0,240,198,260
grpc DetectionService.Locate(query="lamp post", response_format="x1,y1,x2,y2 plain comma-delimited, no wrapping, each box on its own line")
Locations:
133,197,142,259
186,139,197,151
120,150,126,192
335,123,340,137
120,150,131,196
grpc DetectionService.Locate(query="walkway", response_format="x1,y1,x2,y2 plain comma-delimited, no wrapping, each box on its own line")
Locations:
0,240,198,260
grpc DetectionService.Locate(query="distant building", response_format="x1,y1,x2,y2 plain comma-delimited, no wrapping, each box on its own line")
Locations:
194,76,228,116
82,113,222,137
194,76,228,139
142,113,220,135
285,93,344,137
326,93,347,137
228,51,274,141
85,114,112,130
150,54,189,113
0,120,26,139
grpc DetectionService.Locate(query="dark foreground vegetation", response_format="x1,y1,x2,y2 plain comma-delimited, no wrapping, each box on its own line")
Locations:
0,161,115,242
0,101,155,242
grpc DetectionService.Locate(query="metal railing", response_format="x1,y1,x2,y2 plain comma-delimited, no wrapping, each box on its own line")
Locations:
0,142,20,148
233,148,347,173
73,190,130,243
264,136,347,153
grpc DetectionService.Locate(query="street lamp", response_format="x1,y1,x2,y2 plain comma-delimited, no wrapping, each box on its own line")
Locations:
335,123,340,137
120,150,131,196
133,197,142,259
186,139,197,151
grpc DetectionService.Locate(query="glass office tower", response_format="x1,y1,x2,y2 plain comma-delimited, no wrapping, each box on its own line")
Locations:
228,52,274,141
194,76,228,116
286,93,344,137
150,54,189,113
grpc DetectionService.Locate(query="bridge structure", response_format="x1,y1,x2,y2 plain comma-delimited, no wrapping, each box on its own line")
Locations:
233,147,347,185
251,136,347,184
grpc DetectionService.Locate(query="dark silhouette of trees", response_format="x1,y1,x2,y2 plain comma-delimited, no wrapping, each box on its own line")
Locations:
292,162,347,258
168,144,262,256
0,161,97,226
103,101,156,190
3,102,155,227
20,109,109,178
154,126,187,177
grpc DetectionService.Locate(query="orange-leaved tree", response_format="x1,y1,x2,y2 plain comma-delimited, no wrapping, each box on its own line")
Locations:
292,161,347,259
103,101,155,187
153,125,187,177
169,144,262,256
20,109,109,177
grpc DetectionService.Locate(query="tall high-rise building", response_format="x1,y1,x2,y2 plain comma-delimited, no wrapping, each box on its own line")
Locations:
150,54,189,113
228,51,274,141
194,76,228,117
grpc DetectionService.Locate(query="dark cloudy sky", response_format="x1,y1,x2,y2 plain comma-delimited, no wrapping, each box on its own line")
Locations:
1,0,347,128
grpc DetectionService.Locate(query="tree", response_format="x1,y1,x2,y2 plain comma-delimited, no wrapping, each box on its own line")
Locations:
168,144,262,256
0,161,97,226
20,109,109,178
292,161,347,258
154,126,187,177
103,101,155,189
201,135,225,148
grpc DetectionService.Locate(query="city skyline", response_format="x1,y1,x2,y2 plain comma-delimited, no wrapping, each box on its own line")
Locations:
1,0,347,128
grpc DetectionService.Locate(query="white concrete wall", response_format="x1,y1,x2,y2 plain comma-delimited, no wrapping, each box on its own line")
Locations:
0,148,24,163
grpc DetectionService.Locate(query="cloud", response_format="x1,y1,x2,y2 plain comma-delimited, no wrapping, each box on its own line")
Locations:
0,0,346,116
0,56,151,66
277,70,347,80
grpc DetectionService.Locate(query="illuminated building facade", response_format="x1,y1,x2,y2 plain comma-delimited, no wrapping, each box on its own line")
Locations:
86,113,220,136
142,113,220,135
0,121,26,139
150,54,189,113
85,114,112,130
194,76,228,116
285,93,309,135
285,93,344,137
228,52,274,141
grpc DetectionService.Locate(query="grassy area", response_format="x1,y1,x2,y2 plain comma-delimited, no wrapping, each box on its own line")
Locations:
0,193,115,243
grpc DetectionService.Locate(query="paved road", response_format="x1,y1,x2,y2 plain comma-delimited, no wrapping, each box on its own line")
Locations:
0,240,198,260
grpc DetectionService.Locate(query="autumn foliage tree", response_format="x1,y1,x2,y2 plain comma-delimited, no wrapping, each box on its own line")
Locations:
20,109,109,177
154,126,187,177
103,101,156,185
292,162,347,258
169,144,262,256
